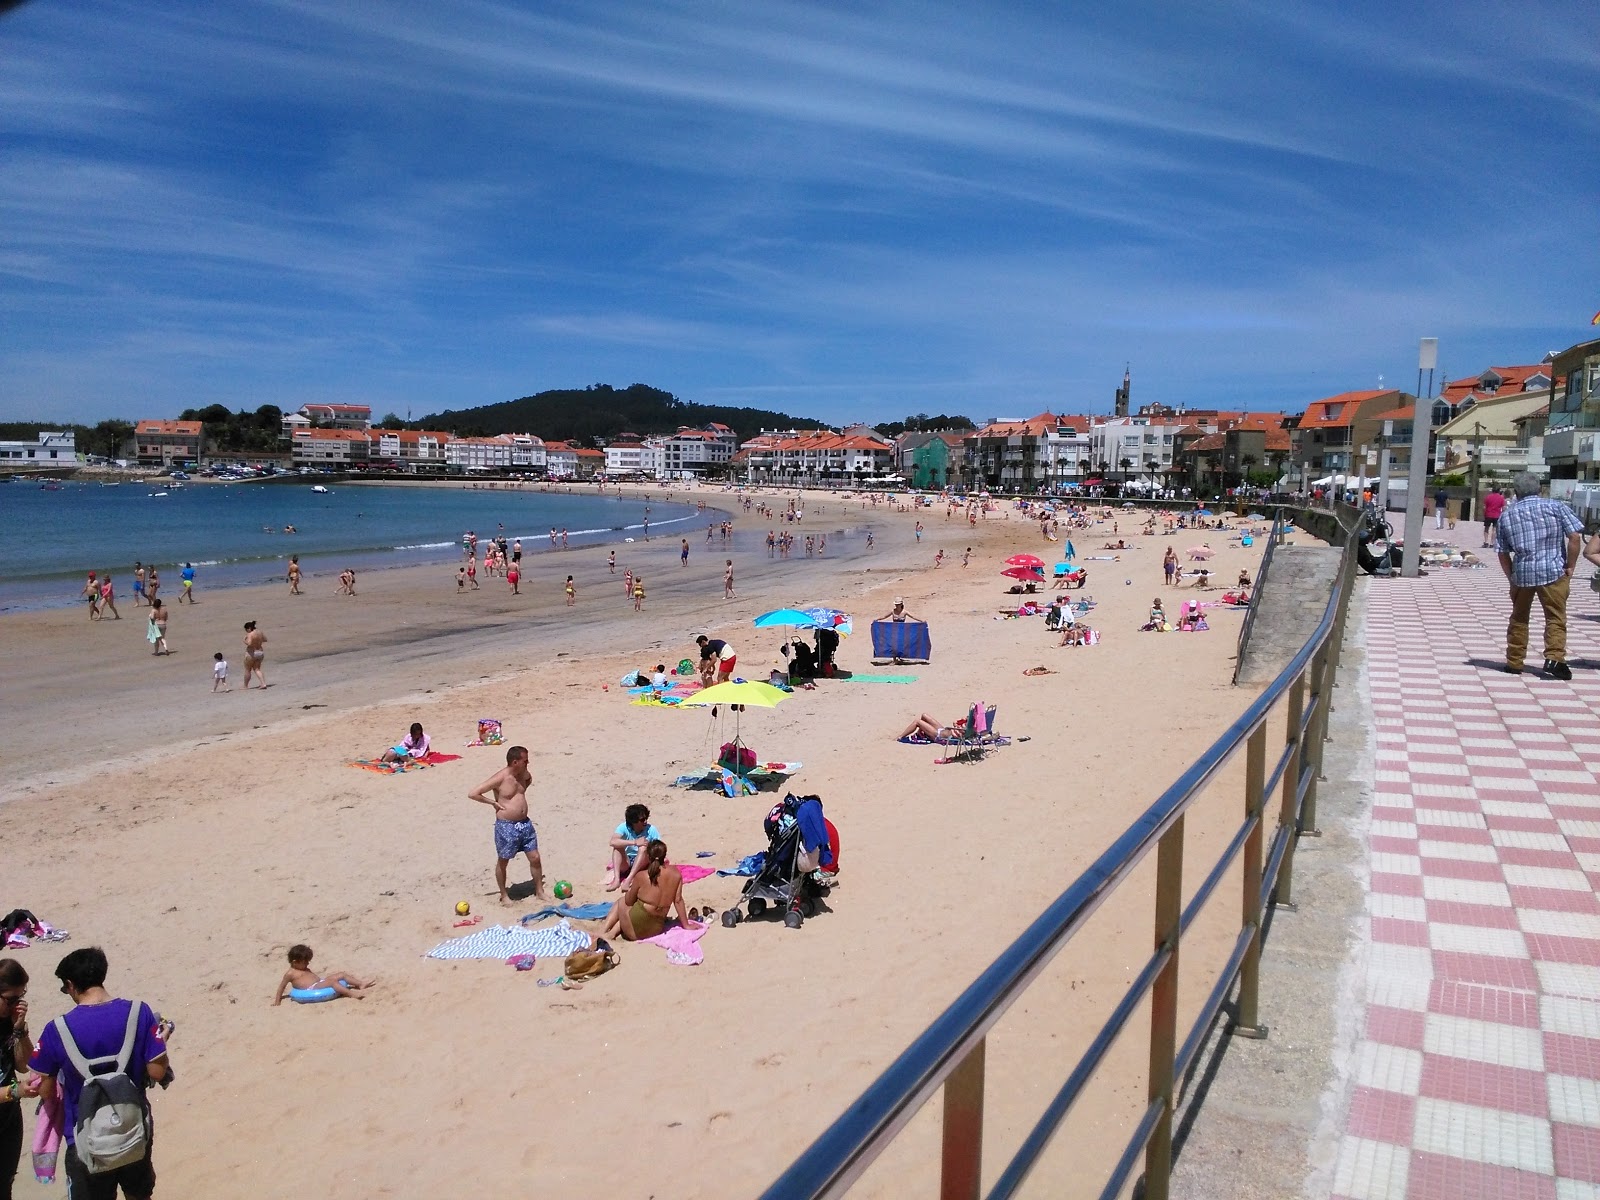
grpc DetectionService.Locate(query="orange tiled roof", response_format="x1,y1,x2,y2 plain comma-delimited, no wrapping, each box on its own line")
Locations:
293,428,369,442
1299,390,1397,428
135,420,202,436
1440,365,1552,403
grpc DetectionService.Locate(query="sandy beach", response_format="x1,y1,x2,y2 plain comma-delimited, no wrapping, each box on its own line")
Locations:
0,486,1273,1198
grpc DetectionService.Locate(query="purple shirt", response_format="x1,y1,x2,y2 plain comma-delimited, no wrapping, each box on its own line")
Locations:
29,999,166,1144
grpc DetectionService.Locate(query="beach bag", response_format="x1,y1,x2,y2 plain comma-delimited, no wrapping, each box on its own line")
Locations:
564,944,618,981
476,719,502,746
719,742,757,770
52,1004,148,1174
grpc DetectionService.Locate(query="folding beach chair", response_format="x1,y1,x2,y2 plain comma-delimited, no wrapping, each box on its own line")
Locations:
936,703,999,763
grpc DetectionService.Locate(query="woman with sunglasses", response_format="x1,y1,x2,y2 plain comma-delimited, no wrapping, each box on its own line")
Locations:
0,959,36,1200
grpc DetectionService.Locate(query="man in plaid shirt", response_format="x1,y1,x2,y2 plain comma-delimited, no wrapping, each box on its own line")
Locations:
1495,472,1582,679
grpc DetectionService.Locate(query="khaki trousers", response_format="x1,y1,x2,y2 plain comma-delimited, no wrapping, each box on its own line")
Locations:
1506,575,1570,669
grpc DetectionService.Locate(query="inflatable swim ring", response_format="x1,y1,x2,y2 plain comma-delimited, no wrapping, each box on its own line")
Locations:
289,985,339,1003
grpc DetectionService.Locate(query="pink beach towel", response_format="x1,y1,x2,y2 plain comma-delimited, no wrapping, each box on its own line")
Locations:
641,921,709,966
675,864,716,885
32,1074,62,1183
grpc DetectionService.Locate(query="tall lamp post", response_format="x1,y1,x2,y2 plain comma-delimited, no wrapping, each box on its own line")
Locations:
1401,338,1438,577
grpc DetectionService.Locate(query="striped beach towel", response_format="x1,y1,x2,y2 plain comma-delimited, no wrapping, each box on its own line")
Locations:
425,920,591,961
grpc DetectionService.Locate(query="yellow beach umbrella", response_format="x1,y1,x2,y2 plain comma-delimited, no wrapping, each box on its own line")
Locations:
679,679,790,786
679,680,790,709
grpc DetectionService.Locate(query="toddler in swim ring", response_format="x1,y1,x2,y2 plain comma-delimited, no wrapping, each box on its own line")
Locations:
272,944,376,1004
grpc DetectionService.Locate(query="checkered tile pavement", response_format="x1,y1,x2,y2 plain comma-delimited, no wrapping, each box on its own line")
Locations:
1330,521,1600,1199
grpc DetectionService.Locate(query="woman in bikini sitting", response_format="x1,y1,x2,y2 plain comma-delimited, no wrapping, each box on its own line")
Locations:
602,841,689,941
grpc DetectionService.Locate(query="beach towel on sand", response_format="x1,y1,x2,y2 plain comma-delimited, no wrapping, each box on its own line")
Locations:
426,920,590,961
520,903,613,924
349,751,462,774
641,921,710,966
899,733,1012,748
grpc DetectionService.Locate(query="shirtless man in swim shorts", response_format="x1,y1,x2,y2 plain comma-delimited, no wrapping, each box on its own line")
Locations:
468,745,545,905
242,620,268,689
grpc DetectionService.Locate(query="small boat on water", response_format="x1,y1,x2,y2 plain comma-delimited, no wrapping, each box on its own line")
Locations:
311,484,330,494
149,491,170,498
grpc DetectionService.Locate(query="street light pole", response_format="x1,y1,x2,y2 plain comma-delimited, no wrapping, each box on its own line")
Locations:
1467,421,1484,523
1402,339,1439,577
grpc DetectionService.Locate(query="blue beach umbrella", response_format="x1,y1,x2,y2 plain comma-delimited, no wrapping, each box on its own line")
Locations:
754,608,818,629
795,604,852,636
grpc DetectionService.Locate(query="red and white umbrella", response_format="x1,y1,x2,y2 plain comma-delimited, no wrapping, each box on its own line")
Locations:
1001,565,1044,582
1005,554,1046,568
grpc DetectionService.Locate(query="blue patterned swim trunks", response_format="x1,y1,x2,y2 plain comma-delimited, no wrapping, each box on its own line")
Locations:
494,818,537,860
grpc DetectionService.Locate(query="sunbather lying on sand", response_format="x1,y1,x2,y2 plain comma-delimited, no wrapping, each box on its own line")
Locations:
896,713,967,740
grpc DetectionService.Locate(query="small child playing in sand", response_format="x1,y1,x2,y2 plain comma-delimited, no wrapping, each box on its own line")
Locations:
212,651,229,692
565,575,576,606
633,576,645,611
272,944,375,1004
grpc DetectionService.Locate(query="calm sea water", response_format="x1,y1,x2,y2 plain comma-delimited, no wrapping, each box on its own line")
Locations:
0,479,706,611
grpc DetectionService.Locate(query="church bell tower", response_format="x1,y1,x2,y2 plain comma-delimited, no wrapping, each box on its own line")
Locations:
1114,365,1131,417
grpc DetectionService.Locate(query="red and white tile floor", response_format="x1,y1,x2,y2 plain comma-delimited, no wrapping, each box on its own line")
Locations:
1330,517,1600,1199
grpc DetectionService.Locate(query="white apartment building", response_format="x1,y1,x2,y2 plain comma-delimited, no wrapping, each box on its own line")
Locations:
1087,417,1180,479
298,403,372,431
291,428,371,468
445,435,513,472
662,424,738,477
0,430,76,464
369,430,449,468
507,434,546,472
604,439,649,475
543,442,579,477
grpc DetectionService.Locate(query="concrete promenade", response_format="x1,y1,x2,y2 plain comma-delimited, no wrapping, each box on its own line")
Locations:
1330,515,1600,1199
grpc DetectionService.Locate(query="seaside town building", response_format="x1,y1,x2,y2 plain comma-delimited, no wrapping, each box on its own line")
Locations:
297,403,373,431
1284,389,1408,484
1431,363,1554,430
542,440,579,477
0,429,77,466
964,412,1095,493
369,429,451,469
444,435,514,473
506,433,547,472
289,427,371,469
1432,382,1552,481
1177,414,1292,494
1542,335,1600,483
893,430,968,489
603,434,649,476
134,419,204,467
660,423,739,478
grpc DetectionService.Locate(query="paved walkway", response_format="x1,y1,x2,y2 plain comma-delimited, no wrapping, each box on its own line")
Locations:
1331,515,1600,1199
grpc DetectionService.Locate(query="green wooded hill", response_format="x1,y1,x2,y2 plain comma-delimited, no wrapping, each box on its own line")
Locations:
420,384,821,443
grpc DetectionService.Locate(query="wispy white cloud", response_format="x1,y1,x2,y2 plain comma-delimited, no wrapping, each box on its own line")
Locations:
1,0,1596,425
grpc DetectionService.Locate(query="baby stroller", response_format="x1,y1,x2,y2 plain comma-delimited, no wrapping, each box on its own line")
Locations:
722,794,840,930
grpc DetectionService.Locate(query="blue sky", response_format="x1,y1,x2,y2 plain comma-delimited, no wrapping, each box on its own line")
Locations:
2,0,1597,428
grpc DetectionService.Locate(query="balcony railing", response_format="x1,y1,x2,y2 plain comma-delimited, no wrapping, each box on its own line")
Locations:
762,505,1361,1200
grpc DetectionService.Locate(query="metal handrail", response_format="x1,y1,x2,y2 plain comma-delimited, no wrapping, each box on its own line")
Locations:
761,507,1361,1200
1231,510,1285,684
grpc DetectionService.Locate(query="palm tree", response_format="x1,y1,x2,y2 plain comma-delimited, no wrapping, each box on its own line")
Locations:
1118,457,1134,483
1078,457,1092,482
